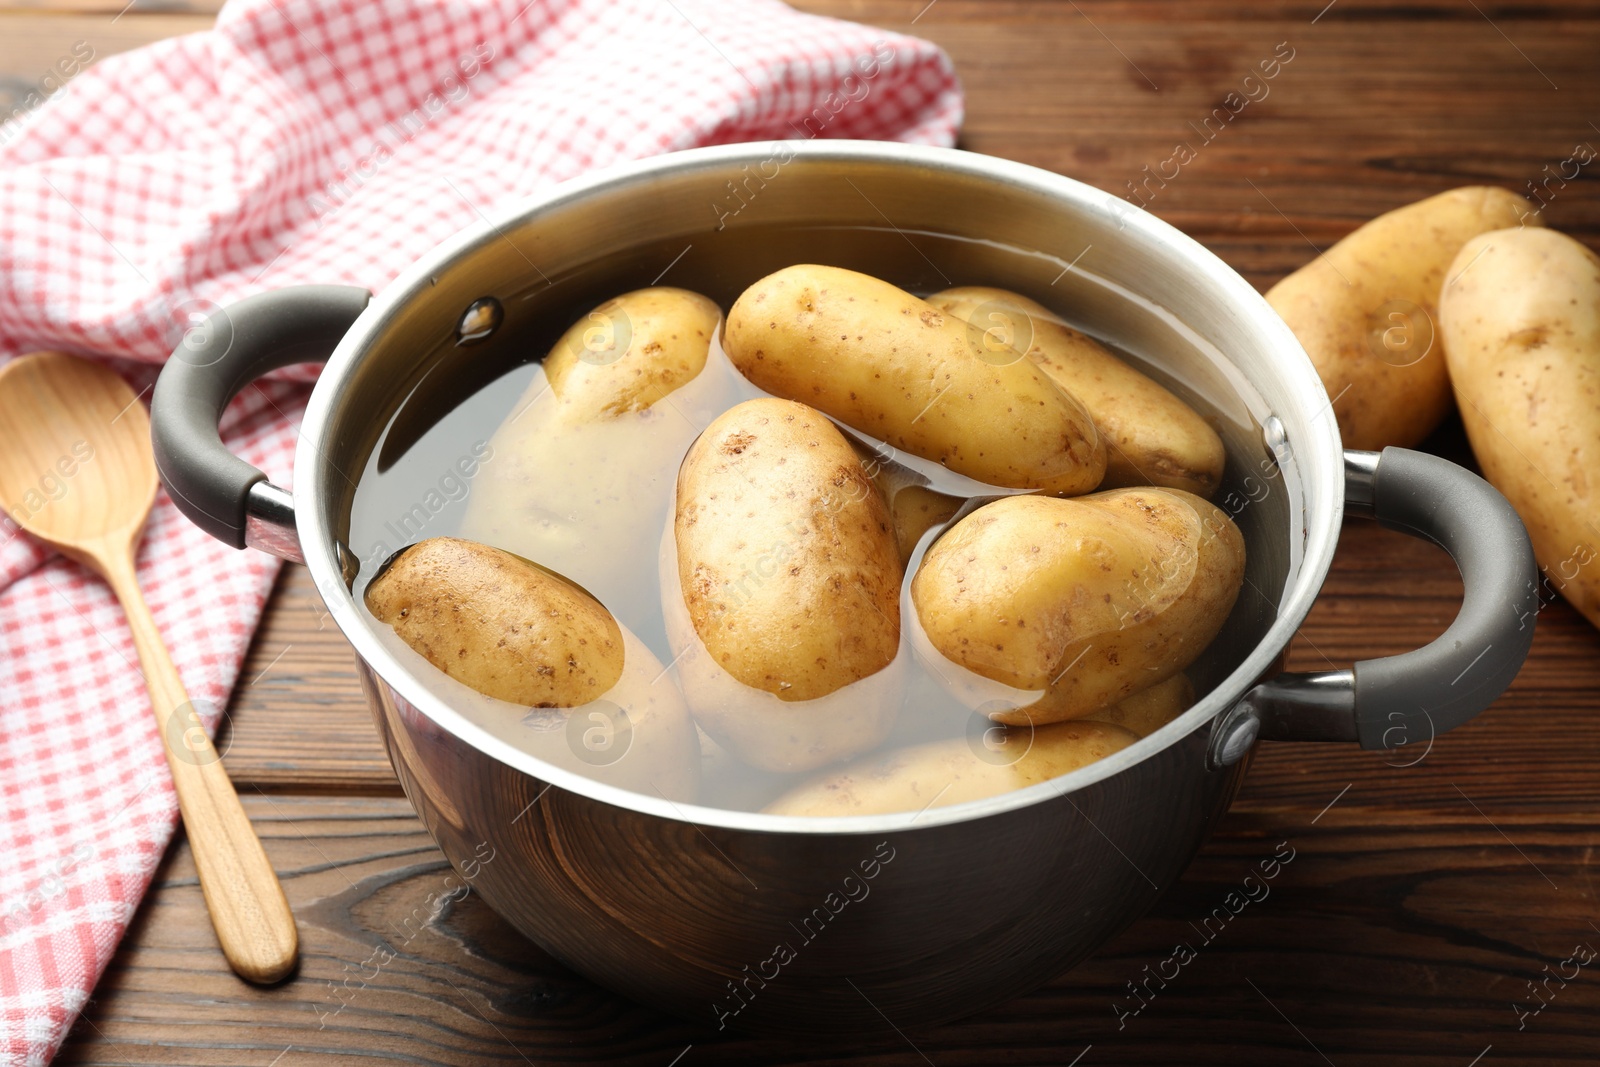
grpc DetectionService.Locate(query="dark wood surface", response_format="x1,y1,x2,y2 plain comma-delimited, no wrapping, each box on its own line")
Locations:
30,0,1600,1063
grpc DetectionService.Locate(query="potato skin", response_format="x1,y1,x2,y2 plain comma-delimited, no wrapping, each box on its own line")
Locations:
1440,227,1600,627
543,287,723,420
884,483,962,567
930,286,1224,496
851,439,962,566
724,265,1105,493
1266,186,1537,451
764,720,1136,817
365,536,624,706
674,397,902,701
366,536,700,801
1085,673,1193,738
910,489,1245,725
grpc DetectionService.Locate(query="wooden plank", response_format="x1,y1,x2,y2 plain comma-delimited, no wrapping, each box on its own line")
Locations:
224,564,401,795
0,2,222,14
53,794,1600,1066
0,11,209,118
796,1,1600,298
809,0,1600,20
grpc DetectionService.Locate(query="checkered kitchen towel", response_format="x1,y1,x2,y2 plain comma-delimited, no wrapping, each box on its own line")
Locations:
0,1,960,1060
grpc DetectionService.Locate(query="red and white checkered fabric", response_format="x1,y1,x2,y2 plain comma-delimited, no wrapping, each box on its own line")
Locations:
0,1,960,1061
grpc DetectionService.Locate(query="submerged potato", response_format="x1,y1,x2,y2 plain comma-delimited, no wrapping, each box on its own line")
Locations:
765,720,1137,817
366,536,699,800
911,489,1245,725
850,440,963,566
668,397,906,771
724,265,1105,494
367,536,622,706
884,483,962,567
930,286,1225,496
1440,227,1600,628
459,287,731,619
1085,673,1194,738
1266,186,1536,450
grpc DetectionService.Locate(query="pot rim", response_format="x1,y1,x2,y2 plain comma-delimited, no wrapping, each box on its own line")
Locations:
294,140,1343,834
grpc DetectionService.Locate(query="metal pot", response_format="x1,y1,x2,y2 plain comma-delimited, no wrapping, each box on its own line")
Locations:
150,141,1537,1036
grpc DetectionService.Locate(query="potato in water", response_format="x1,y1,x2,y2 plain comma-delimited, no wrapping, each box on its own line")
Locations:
851,439,963,566
366,537,699,800
911,489,1244,725
368,536,623,705
459,287,728,616
1266,186,1536,451
929,286,1225,497
1085,673,1193,739
542,287,724,420
667,397,905,772
723,265,1105,494
765,720,1136,817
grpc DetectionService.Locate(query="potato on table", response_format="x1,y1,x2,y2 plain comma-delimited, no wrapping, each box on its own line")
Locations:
1266,186,1537,451
366,536,700,801
666,397,906,772
910,489,1245,725
765,720,1137,817
723,265,1105,494
459,287,729,619
930,286,1225,497
1440,226,1600,628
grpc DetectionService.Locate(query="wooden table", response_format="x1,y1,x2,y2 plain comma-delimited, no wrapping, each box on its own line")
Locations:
22,1,1600,1063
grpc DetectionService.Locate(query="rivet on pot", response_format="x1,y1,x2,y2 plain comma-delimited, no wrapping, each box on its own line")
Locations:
1207,701,1260,770
456,297,503,345
1262,414,1291,465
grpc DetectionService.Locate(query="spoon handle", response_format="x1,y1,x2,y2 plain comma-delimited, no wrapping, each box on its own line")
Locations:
101,548,299,985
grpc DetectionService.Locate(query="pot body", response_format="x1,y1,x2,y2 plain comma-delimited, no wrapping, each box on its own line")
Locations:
153,142,1538,1036
296,142,1335,1034
358,660,1253,1034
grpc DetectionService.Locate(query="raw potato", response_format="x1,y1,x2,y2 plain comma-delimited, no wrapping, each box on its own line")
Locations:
1266,186,1538,451
850,440,962,566
930,286,1225,496
543,288,723,420
723,265,1105,493
675,397,902,698
667,397,906,771
884,483,962,566
910,489,1245,725
459,287,731,619
764,720,1137,817
1086,673,1194,738
366,537,700,801
1440,227,1600,627
367,536,623,706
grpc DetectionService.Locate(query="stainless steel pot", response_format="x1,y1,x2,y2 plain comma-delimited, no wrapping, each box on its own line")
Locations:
149,141,1537,1036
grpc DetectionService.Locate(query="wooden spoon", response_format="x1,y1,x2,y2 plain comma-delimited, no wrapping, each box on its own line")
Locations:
0,351,297,984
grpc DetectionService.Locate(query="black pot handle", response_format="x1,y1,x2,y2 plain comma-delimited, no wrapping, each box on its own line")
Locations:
1209,447,1538,766
150,286,372,560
